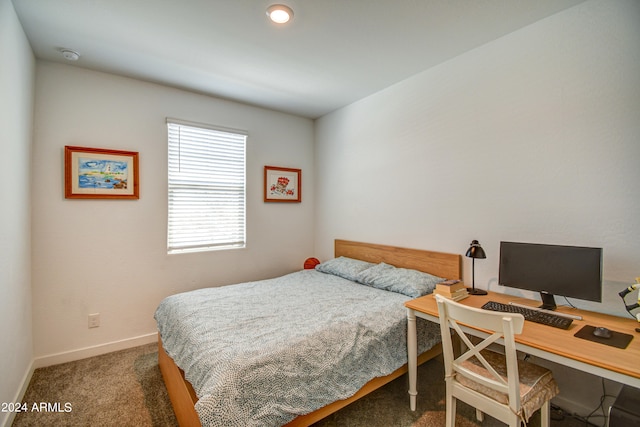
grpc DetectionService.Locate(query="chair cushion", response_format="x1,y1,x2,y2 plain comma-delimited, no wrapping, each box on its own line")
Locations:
456,350,559,421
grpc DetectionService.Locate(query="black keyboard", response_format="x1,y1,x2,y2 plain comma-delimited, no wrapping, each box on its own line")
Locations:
481,301,573,330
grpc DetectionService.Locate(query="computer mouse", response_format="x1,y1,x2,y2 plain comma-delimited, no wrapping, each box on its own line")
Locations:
593,327,612,339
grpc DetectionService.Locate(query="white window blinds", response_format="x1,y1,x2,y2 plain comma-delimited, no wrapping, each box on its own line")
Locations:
167,119,247,254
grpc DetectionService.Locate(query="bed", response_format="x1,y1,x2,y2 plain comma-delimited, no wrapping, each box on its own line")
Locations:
155,239,461,426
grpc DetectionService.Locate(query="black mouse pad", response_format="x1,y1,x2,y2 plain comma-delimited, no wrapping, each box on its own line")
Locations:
574,325,633,349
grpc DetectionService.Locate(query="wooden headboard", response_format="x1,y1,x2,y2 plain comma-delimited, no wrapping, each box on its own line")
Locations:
334,239,462,280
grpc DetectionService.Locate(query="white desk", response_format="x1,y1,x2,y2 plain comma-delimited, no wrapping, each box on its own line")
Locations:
405,291,640,410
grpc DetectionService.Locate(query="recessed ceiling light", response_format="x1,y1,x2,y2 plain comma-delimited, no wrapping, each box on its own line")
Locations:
266,4,293,24
60,49,80,61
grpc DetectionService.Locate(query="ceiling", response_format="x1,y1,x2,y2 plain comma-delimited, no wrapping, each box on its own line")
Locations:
13,0,585,119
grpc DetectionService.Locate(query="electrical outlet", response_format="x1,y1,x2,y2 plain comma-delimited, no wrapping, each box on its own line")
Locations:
88,313,100,328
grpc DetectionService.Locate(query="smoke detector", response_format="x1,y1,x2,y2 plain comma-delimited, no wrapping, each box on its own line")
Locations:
60,49,80,61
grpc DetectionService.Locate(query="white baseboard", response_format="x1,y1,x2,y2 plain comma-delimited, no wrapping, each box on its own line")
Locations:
1,358,35,427
553,395,593,417
553,390,621,421
33,332,157,369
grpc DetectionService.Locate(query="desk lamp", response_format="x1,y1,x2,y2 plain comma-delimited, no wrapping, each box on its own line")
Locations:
466,240,487,295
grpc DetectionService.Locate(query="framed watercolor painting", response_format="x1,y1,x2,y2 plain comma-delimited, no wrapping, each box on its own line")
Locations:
65,146,139,199
264,166,301,202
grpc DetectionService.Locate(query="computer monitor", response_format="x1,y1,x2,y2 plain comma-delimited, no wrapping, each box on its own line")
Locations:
498,241,603,310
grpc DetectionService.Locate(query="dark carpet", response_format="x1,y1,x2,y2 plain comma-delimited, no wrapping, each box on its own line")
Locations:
12,343,177,427
13,343,590,427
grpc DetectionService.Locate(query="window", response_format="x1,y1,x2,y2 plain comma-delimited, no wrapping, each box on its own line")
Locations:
167,119,247,254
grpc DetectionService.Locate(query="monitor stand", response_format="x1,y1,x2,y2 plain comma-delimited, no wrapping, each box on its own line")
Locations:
539,291,557,310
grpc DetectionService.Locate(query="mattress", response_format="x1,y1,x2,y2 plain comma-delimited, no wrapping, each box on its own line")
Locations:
155,269,440,427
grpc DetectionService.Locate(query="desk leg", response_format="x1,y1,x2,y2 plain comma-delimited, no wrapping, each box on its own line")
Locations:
407,308,418,411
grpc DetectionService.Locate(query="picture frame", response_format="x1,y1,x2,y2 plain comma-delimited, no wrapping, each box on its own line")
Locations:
65,146,139,199
264,166,301,202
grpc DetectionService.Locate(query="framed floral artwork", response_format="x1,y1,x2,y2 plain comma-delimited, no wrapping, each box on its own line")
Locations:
65,146,139,199
264,166,301,202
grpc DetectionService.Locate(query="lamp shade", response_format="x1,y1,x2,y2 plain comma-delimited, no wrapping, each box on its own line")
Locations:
465,240,486,259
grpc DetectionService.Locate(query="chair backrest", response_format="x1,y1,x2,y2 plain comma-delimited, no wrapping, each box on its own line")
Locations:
435,295,525,412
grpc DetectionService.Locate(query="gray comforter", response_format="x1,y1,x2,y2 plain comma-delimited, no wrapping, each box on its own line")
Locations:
155,269,439,427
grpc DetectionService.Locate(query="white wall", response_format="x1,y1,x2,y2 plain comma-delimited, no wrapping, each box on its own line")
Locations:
315,0,640,415
31,63,314,362
0,0,35,426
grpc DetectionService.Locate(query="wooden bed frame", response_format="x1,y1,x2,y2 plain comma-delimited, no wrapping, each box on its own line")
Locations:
158,239,462,427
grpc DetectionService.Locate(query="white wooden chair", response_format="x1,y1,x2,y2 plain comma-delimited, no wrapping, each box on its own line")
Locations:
435,294,559,427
